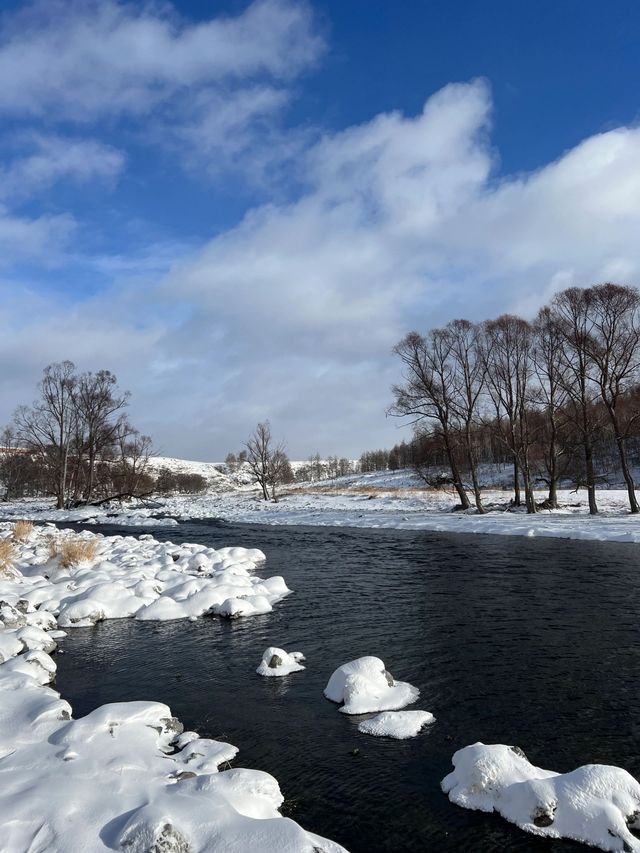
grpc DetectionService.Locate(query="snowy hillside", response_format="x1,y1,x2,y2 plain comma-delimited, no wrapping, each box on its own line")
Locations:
145,456,236,491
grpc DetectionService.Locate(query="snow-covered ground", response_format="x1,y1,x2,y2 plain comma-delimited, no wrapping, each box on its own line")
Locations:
0,522,345,852
4,483,640,545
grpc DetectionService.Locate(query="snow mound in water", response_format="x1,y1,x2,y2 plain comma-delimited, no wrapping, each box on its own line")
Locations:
442,742,640,852
358,709,435,739
324,656,419,714
257,647,306,677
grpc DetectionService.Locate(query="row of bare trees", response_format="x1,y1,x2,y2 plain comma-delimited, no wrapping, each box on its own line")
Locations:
390,283,640,515
1,362,152,507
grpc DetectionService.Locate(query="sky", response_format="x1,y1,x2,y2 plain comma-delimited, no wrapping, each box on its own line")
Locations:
1,0,639,461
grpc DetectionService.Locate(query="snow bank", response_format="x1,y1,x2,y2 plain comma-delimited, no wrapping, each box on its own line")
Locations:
324,656,419,715
0,525,285,627
442,742,640,852
0,523,346,853
257,647,306,677
357,709,435,739
7,484,640,546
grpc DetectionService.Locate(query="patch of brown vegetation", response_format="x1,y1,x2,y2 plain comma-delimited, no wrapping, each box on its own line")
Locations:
0,537,16,578
12,520,34,543
49,537,98,568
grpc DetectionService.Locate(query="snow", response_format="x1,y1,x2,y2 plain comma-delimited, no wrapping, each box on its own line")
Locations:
0,522,345,853
324,656,419,715
442,742,640,852
257,647,306,677
6,475,640,547
0,525,285,627
357,709,435,739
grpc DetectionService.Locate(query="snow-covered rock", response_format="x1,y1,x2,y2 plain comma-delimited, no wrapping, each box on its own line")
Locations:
257,647,306,677
324,656,419,714
442,742,640,852
358,709,435,739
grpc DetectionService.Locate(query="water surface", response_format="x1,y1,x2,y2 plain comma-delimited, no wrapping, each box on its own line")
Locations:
55,520,640,852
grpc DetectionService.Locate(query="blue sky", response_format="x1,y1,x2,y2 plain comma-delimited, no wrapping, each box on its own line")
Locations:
1,0,639,459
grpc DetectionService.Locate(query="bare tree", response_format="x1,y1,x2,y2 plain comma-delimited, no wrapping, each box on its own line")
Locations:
482,315,537,513
110,418,154,499
269,447,294,500
246,421,274,500
390,331,471,509
74,370,130,502
447,319,486,513
582,283,640,512
532,307,569,508
14,361,78,508
551,288,602,514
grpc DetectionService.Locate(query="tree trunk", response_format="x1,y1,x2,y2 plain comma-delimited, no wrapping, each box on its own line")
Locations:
443,432,470,509
547,416,559,509
615,433,639,513
512,457,521,506
584,438,598,515
464,423,484,513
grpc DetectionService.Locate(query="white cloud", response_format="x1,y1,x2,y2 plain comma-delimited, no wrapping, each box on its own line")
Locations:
0,0,323,119
0,204,74,263
0,0,323,184
0,134,124,200
3,80,640,459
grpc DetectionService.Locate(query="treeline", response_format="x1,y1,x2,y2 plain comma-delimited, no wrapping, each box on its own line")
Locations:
1,361,152,507
153,468,208,495
389,283,640,515
295,453,354,482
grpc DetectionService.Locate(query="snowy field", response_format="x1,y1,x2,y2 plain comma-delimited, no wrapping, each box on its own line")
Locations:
4,481,640,545
0,521,345,852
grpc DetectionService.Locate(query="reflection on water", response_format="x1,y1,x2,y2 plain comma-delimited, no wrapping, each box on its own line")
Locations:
55,520,640,852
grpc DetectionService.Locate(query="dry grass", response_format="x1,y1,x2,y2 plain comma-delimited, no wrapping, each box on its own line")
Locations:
48,537,98,568
285,485,431,497
0,537,16,578
12,520,34,543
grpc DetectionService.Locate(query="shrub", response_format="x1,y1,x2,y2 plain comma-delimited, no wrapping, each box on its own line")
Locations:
0,537,16,578
12,520,34,543
49,537,98,568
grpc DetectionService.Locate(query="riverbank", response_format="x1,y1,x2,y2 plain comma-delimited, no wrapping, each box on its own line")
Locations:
3,483,640,544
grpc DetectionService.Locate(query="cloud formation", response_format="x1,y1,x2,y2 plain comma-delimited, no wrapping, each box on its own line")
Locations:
1,3,639,460
0,0,323,118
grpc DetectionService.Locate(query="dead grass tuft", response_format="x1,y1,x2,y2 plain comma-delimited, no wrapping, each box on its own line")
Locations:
49,537,98,568
0,537,16,578
12,520,34,543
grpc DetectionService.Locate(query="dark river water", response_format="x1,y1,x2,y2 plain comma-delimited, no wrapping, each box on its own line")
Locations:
53,520,640,853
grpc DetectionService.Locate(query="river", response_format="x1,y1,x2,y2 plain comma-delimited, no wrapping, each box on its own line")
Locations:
54,519,640,852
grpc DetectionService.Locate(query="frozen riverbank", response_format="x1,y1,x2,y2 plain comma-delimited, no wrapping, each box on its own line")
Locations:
0,522,345,853
4,482,640,545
